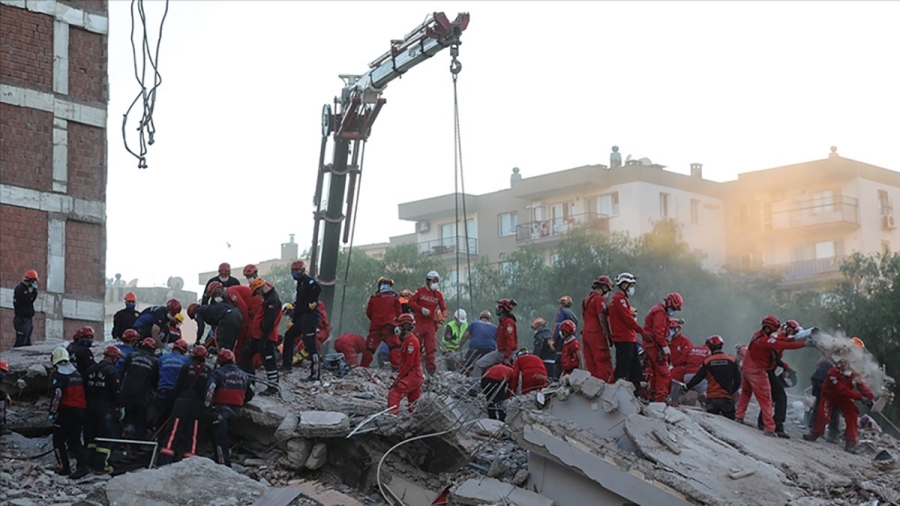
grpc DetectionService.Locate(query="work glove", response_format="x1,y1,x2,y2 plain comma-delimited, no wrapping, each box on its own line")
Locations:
662,346,671,356
680,383,689,393
118,407,125,421
308,302,317,310
5,393,11,406
863,398,875,409
48,414,56,425
421,308,431,317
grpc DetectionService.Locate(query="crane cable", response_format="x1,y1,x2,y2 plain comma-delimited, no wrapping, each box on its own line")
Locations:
450,44,475,318
336,140,367,337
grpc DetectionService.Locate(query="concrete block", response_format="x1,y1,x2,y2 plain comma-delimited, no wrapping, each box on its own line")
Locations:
472,417,506,437
55,2,84,27
282,438,312,470
273,412,299,448
561,369,590,389
84,13,108,34
26,0,55,16
297,410,350,437
285,480,364,506
579,376,605,398
304,442,327,470
0,0,28,9
71,198,106,222
46,218,66,293
53,20,69,95
451,477,553,506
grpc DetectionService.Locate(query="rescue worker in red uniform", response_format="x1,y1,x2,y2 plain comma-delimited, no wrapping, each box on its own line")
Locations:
682,342,711,400
240,278,282,394
559,320,585,376
668,319,692,383
469,299,519,388
223,283,259,362
581,275,614,382
207,349,254,467
803,358,876,453
684,336,741,419
49,347,90,479
159,345,212,466
735,315,810,436
387,314,424,415
642,293,683,402
608,273,644,392
509,349,549,395
363,277,403,369
481,362,513,421
407,271,448,374
243,264,259,284
757,319,811,436
334,333,366,367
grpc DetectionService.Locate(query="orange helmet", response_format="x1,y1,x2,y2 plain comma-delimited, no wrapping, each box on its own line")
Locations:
400,289,413,298
192,345,208,359
250,278,267,293
761,315,781,331
103,346,123,360
172,339,188,354
558,295,573,307
206,281,224,297
395,313,416,326
124,291,137,302
24,269,39,281
532,317,546,330
218,349,235,364
851,337,865,350
664,293,683,311
187,303,200,319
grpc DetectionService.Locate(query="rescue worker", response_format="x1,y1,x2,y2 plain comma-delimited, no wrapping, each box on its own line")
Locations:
362,277,403,369
608,273,645,392
735,315,811,437
13,269,39,347
509,348,549,395
481,362,513,421
375,341,391,368
387,313,424,415
682,339,711,402
224,282,259,362
240,278,281,393
67,326,96,378
187,300,243,351
757,319,810,437
458,310,498,371
154,339,191,431
282,260,321,374
683,336,741,419
398,289,414,314
531,318,556,378
469,300,518,387
158,345,211,466
243,264,259,284
559,320,585,376
49,347,90,478
133,299,182,342
668,319,692,384
552,295,578,378
442,309,468,371
642,293,683,402
581,275,614,382
407,271,448,375
803,358,876,453
112,292,140,341
334,333,366,367
0,360,11,435
165,313,185,344
207,349,254,467
115,328,140,374
119,337,159,441
84,346,122,473
289,302,331,367
202,263,240,305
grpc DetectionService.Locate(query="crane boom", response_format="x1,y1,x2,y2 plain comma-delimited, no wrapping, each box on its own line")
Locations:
309,12,470,323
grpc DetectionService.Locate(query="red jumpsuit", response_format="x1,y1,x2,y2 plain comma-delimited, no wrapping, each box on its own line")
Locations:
642,303,672,402
684,347,710,377
334,333,366,366
735,331,805,432
407,287,447,374
509,354,548,394
362,292,402,368
669,333,693,382
560,336,582,375
496,314,519,363
811,366,874,445
226,285,260,364
581,291,613,382
387,334,424,415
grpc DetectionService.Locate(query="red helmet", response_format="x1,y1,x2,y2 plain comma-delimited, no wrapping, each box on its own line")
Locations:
141,337,158,350
668,317,685,329
560,320,576,335
592,275,613,290
291,260,306,271
206,281,224,297
782,319,802,335
103,346,123,360
74,326,95,340
172,339,189,353
558,295,573,307
706,335,724,349
187,303,200,319
761,315,781,331
664,293,683,311
24,269,39,281
217,349,235,364
377,276,394,286
166,299,182,315
122,328,140,343
0,359,9,374
243,264,258,277
218,263,231,276
395,313,416,326
497,299,517,312
124,291,137,302
192,345,208,359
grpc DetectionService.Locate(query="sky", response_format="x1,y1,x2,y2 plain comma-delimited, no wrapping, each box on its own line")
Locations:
104,1,900,296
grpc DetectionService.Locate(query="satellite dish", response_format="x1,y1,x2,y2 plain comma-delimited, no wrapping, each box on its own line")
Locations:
625,154,632,163
640,157,652,166
167,276,184,290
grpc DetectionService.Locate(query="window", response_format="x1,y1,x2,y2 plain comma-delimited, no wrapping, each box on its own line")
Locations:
532,206,545,222
498,212,518,237
550,203,564,228
812,190,834,215
595,192,619,217
879,190,891,215
794,244,814,261
883,240,892,254
762,250,775,266
815,241,835,259
500,261,513,282
440,219,475,248
660,192,671,218
691,199,700,224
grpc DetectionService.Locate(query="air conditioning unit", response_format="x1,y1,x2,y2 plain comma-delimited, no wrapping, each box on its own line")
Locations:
883,215,897,230
416,221,430,234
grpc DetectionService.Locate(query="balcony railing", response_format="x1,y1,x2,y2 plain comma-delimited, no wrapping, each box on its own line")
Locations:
779,256,847,281
516,212,609,242
417,236,478,256
764,196,858,231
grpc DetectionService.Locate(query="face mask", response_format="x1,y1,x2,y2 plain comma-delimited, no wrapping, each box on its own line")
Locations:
627,286,635,297
666,308,675,316
292,272,303,281
219,276,228,282
378,283,391,292
126,303,135,310
669,329,676,338
843,369,852,377
429,282,439,291
214,296,224,303
247,276,257,283
31,281,38,289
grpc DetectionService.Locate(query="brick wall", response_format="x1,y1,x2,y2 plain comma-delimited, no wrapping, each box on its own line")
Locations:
0,5,53,92
67,123,106,201
65,221,105,299
68,27,108,104
0,104,54,192
0,205,48,289
63,317,98,342
0,309,46,350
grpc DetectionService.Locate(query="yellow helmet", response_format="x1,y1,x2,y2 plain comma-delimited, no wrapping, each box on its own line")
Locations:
174,313,185,324
51,347,70,366
851,337,865,350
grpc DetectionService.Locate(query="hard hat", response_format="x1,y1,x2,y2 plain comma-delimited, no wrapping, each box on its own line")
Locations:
378,277,394,286
558,295,573,307
783,319,803,335
454,309,467,321
478,310,492,321
0,359,9,374
192,345,208,359
592,275,613,290
172,339,188,354
668,318,685,329
187,303,200,319
664,293,683,311
206,281,224,297
249,278,267,293
560,320,576,335
166,299,182,315
291,260,306,271
615,272,636,286
396,313,416,326
425,271,440,281
851,337,865,350
282,303,294,316
218,263,231,275
73,326,95,340
400,289,413,298
532,317,546,329
496,299,517,312
174,313,185,324
24,269,39,282
51,347,70,366
103,346,123,360
514,348,530,360
141,337,158,350
122,328,140,343
217,349,235,364
124,292,137,302
705,335,725,349
761,315,781,330
243,264,258,277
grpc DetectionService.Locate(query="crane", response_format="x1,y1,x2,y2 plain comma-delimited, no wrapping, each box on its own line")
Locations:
308,12,470,315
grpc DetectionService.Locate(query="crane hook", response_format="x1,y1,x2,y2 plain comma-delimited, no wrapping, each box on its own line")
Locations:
449,43,462,75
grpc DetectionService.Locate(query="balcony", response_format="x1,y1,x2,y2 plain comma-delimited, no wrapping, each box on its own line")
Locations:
763,195,859,232
416,236,478,257
516,212,610,244
779,256,847,282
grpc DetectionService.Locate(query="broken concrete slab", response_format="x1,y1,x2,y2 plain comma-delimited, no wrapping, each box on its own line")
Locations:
286,479,364,506
297,411,350,437
282,438,314,470
0,339,67,396
451,477,553,506
304,442,328,470
313,393,382,416
273,412,299,449
388,476,438,506
105,456,266,506
545,379,640,452
242,397,291,429
471,418,506,437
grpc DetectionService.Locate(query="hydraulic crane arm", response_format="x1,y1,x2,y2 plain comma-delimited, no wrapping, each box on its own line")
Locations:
309,12,470,319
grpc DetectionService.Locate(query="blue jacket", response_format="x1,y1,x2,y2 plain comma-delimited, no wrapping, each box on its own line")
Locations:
553,307,578,343
468,321,498,350
157,352,191,392
114,344,136,374
133,306,168,336
377,341,390,354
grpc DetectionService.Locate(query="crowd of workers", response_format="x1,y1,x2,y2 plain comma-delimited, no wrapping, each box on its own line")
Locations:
3,262,882,478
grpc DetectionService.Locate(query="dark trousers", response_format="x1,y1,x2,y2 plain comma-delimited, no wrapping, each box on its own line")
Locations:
158,395,203,465
758,370,787,432
85,403,119,472
154,390,175,431
706,397,736,420
241,338,278,386
13,316,33,347
283,313,319,369
614,342,643,392
123,399,149,441
53,408,87,473
480,378,509,422
212,405,240,467
216,311,242,351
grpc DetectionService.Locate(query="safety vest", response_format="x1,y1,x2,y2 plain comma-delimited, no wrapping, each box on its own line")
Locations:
443,321,468,351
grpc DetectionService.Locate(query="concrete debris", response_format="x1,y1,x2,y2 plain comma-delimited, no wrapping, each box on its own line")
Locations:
0,339,67,395
451,477,553,506
285,479,364,506
304,442,328,470
472,418,507,437
297,410,350,437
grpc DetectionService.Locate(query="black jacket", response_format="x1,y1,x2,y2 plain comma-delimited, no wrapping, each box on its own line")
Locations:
86,361,120,406
194,303,238,342
13,282,38,317
533,327,554,361
112,307,140,340
174,361,212,401
291,274,322,321
67,340,95,378
201,276,241,305
120,348,159,401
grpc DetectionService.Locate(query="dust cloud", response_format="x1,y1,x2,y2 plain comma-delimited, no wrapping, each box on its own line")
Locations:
810,329,894,396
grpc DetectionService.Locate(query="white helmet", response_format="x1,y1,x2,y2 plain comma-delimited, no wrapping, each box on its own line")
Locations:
455,309,467,322
616,272,637,286
51,347,70,366
426,271,440,282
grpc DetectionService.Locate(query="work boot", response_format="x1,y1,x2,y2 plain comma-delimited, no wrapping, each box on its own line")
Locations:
261,386,279,397
825,432,840,444
775,431,791,439
69,466,91,480
734,418,744,425
802,433,818,442
844,442,858,454
56,467,71,476
763,431,777,438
